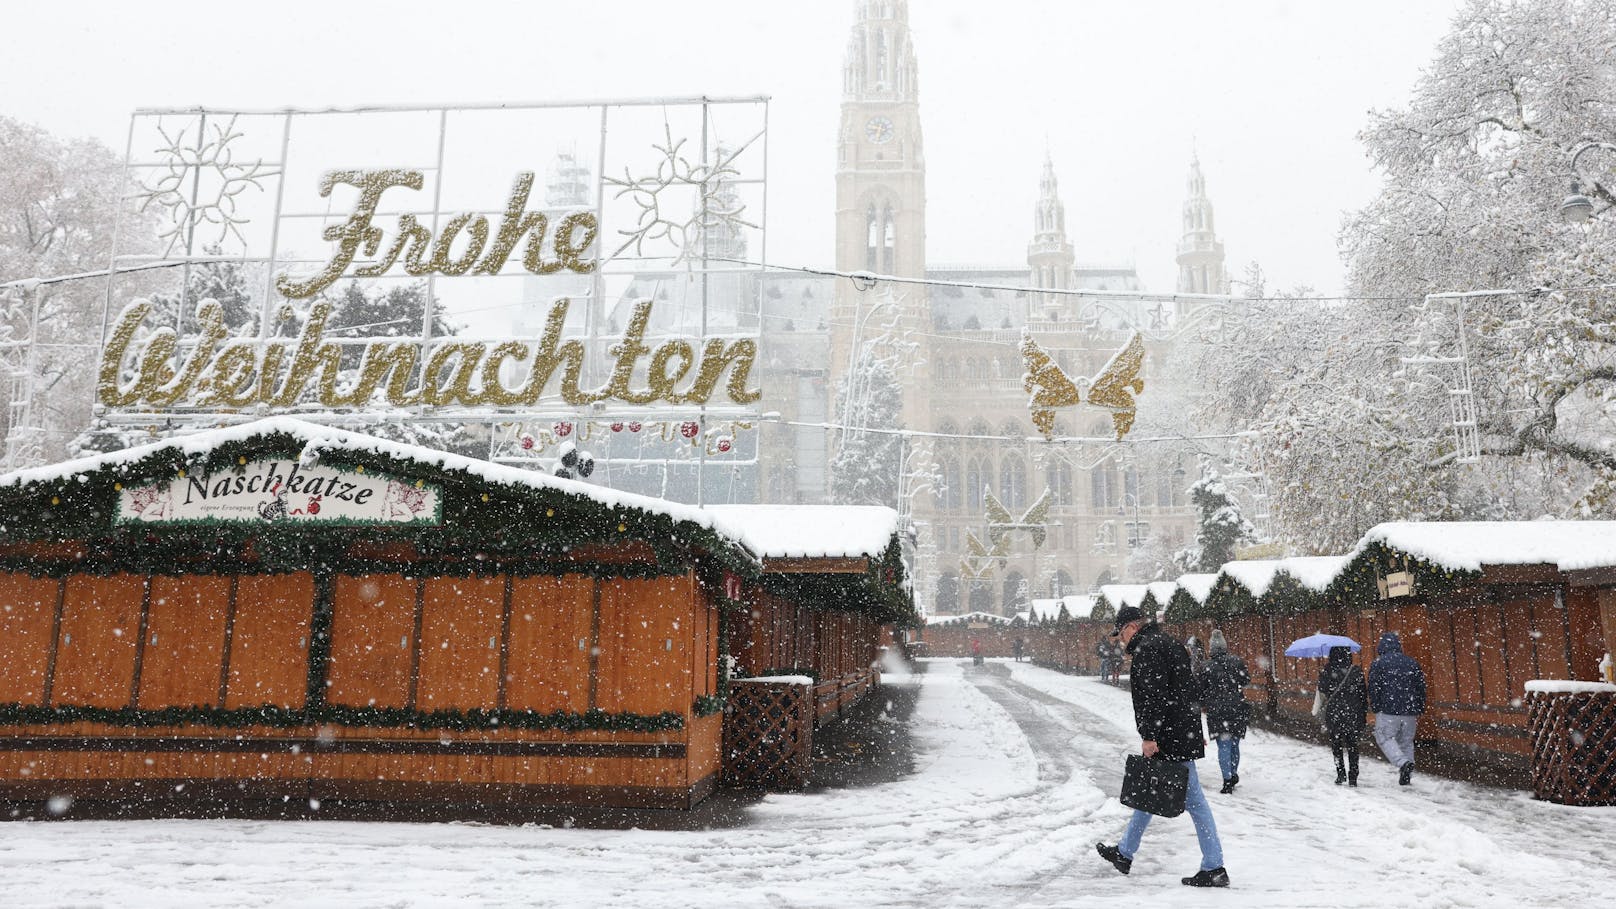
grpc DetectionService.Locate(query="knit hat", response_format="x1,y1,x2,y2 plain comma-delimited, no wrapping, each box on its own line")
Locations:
1110,604,1145,635
1209,629,1228,654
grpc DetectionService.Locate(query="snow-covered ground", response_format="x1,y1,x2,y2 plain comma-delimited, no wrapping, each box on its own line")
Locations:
1,660,1607,907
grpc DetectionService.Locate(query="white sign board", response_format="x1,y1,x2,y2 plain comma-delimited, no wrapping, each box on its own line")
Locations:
116,459,441,526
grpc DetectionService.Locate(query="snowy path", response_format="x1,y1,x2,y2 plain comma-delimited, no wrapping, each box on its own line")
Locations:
0,659,1608,908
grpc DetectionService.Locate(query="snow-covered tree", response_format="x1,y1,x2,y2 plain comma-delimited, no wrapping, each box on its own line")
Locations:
1,116,156,458
1177,0,1616,551
1178,472,1255,572
829,348,904,506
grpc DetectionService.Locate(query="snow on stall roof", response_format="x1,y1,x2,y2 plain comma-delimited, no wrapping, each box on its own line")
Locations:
1358,520,1616,573
0,416,719,525
1283,555,1351,592
1026,595,1097,621
1175,573,1218,603
1145,581,1178,606
1098,584,1151,610
705,504,899,560
926,611,1010,626
1218,560,1286,599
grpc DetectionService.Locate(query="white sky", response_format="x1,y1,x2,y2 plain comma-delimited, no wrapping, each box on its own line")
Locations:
6,0,1463,296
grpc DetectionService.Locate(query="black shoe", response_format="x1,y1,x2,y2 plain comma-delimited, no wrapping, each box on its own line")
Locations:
1218,780,1233,794
1348,777,1358,787
1095,842,1131,875
1399,762,1413,786
1182,867,1230,888
1335,769,1346,786
1229,772,1239,788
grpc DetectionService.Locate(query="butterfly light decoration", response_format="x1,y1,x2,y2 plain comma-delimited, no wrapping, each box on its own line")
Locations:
1021,331,1146,440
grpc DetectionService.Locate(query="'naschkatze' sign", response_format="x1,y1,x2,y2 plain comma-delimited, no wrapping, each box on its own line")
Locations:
116,459,441,525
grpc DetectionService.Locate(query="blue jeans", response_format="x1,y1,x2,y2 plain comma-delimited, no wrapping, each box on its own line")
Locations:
1215,736,1240,780
1118,760,1224,871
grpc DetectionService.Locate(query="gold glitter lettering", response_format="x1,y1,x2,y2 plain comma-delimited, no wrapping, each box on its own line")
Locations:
677,337,761,405
429,213,490,276
276,170,425,299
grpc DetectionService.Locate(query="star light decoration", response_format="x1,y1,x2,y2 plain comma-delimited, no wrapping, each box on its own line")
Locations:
604,123,762,265
1021,331,1146,440
132,114,276,255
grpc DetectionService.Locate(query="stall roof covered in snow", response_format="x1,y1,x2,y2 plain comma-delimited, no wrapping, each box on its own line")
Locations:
1358,521,1616,573
1217,560,1286,599
1144,582,1179,607
926,611,1010,626
1282,555,1352,591
1098,584,1151,610
0,416,721,528
1174,573,1219,603
1026,595,1097,621
706,504,899,561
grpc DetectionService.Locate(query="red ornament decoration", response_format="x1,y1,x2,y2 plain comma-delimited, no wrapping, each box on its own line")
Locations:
520,434,535,450
554,422,573,438
716,437,733,453
680,421,699,439
628,421,642,432
610,422,624,433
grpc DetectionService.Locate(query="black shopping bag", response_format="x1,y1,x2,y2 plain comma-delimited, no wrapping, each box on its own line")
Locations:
1120,754,1188,818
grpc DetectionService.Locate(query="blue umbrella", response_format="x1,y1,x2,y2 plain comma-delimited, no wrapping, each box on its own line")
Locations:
1284,633,1361,659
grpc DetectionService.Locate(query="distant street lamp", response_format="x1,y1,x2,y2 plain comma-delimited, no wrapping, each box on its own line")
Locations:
1560,141,1616,223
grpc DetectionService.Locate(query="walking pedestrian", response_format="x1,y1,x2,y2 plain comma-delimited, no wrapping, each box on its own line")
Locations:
1200,630,1251,794
1095,605,1230,888
1368,631,1426,786
971,638,983,667
1315,645,1367,786
1013,636,1025,663
1095,637,1112,681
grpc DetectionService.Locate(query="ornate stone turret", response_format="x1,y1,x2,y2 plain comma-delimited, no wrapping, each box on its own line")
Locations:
1175,155,1227,299
1028,153,1075,321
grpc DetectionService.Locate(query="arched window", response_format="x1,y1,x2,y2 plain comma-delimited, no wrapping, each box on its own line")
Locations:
935,573,959,614
1091,460,1119,509
1048,462,1074,506
966,457,986,510
1003,571,1026,610
1000,457,1027,510
1051,569,1074,599
937,455,961,510
865,205,879,271
882,204,896,273
968,581,993,613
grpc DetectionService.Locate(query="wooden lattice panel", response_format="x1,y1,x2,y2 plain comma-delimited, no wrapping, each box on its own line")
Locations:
722,680,813,790
1528,690,1616,807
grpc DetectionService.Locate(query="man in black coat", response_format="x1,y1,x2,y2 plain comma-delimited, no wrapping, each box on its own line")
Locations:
1368,632,1427,786
1096,605,1229,888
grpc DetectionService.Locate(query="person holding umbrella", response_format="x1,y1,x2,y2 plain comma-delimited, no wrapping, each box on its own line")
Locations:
1316,645,1368,786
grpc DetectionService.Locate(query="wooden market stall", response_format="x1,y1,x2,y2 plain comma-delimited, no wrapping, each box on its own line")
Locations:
1159,525,1615,792
0,418,758,813
707,505,914,788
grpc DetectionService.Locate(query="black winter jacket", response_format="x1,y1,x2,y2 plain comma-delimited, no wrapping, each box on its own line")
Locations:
1125,622,1205,761
1318,654,1367,747
1368,633,1427,716
1200,652,1251,738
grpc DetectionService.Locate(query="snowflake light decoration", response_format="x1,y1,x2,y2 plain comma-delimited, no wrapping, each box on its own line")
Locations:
604,122,761,265
132,114,276,255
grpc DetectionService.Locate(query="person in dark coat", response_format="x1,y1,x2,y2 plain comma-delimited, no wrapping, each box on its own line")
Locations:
1368,631,1427,786
1316,645,1367,786
1095,606,1229,888
1199,630,1250,794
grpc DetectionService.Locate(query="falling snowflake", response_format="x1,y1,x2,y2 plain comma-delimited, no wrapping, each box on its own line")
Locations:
132,114,276,255
604,122,761,265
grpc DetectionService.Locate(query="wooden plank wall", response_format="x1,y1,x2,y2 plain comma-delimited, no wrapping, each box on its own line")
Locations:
0,568,719,807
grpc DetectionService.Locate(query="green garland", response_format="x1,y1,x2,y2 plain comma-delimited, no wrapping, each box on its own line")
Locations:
0,701,685,734
693,695,726,717
0,429,761,583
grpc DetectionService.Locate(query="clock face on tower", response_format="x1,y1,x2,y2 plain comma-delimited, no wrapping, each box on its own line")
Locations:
864,116,896,144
